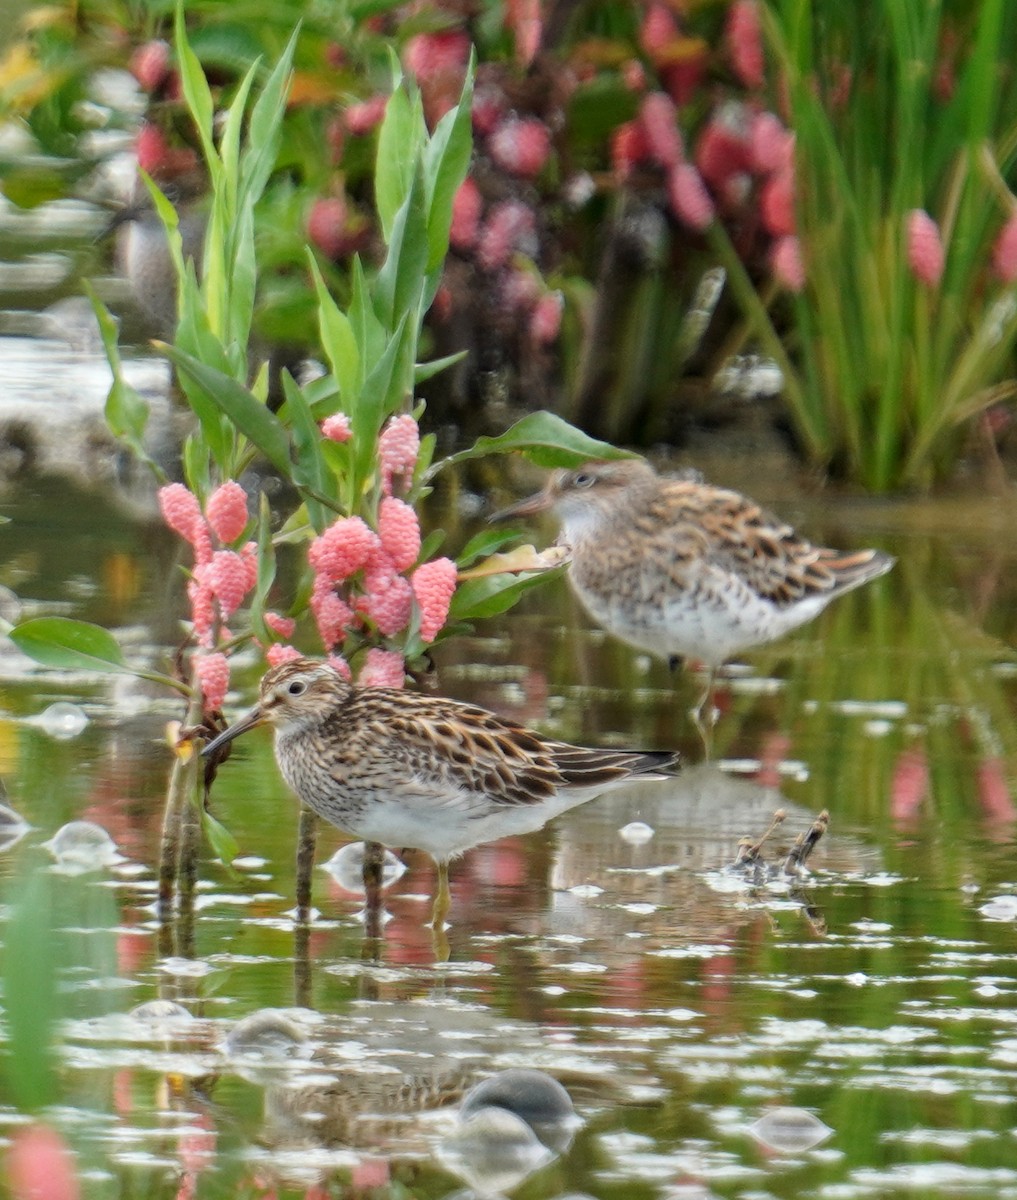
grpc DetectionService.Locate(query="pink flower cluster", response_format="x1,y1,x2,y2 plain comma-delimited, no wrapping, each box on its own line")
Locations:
158,480,255,713
265,415,458,690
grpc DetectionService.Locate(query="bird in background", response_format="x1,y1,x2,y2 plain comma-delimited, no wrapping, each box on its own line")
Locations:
202,657,678,931
493,457,895,751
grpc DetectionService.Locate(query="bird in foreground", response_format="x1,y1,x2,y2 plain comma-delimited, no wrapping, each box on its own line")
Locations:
493,458,895,745
202,657,678,927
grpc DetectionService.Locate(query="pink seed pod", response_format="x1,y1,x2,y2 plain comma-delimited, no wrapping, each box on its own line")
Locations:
475,200,538,272
530,291,564,345
266,642,302,668
771,234,806,293
760,168,796,237
308,516,378,581
207,550,251,619
412,557,458,642
358,573,414,637
357,647,406,689
450,176,483,251
187,578,216,649
321,412,353,442
402,30,471,86
727,0,765,89
992,211,1017,283
378,414,421,496
130,40,171,92
158,482,203,543
206,481,249,544
264,611,296,640
906,208,945,287
640,3,678,60
344,94,387,136
611,120,652,181
378,496,421,571
695,111,751,191
310,579,356,650
639,91,684,170
195,652,230,713
489,117,552,179
326,653,352,681
667,163,715,231
748,111,794,175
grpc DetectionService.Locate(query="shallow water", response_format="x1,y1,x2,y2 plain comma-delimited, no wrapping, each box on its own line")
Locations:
4,333,1017,1196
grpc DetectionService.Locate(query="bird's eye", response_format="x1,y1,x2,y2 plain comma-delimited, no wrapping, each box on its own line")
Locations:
287,679,307,696
572,472,595,489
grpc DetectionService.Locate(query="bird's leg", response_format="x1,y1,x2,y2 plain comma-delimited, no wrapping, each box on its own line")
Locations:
362,840,386,942
691,665,718,759
295,806,318,922
430,860,452,963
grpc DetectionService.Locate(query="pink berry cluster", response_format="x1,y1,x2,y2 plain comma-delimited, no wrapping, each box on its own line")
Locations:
264,414,458,689
905,205,1017,290
158,480,257,713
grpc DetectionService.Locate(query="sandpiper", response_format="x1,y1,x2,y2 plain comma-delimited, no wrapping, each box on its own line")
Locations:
493,458,895,743
202,657,677,926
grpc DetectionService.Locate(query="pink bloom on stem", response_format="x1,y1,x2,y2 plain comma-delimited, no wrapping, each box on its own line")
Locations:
239,541,258,591
358,574,414,636
378,414,420,496
639,91,684,170
308,516,378,581
206,481,249,544
310,578,356,649
506,0,542,66
326,653,353,681
611,121,652,180
358,648,406,689
530,291,564,345
727,0,765,89
695,108,751,192
130,40,171,92
500,267,542,314
476,200,538,272
771,235,806,292
186,578,216,649
667,163,715,231
760,168,796,236
907,209,945,287
196,652,230,712
207,550,251,618
639,3,678,60
403,30,471,86
264,611,296,640
622,58,647,93
662,53,708,108
378,496,421,571
748,111,794,174
450,177,483,251
412,557,457,641
159,482,203,543
489,118,552,179
321,412,353,443
266,642,302,668
344,94,387,136
7,1123,80,1200
472,85,507,137
992,211,1017,283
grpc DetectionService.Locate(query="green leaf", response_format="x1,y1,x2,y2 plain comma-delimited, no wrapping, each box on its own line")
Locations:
422,54,474,270
4,870,59,1111
435,410,633,473
414,349,467,384
11,617,126,673
348,256,386,376
248,492,278,643
174,0,219,176
356,315,413,478
157,344,293,478
375,84,422,242
450,569,562,622
85,284,154,464
243,27,299,203
202,807,239,867
373,161,430,330
282,372,331,532
309,255,361,408
455,528,521,569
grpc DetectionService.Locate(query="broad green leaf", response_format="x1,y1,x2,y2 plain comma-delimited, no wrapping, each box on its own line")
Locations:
11,617,126,672
217,57,258,196
373,161,429,329
422,55,474,270
435,411,633,473
375,85,422,242
172,269,233,468
348,256,386,373
226,199,257,352
414,349,467,384
455,528,524,569
450,568,563,622
158,344,294,478
243,27,299,203
309,256,361,407
85,284,154,466
282,372,331,532
202,807,239,867
174,1,218,176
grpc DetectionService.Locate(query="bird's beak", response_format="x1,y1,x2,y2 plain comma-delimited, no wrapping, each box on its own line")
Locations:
489,487,553,523
201,705,264,758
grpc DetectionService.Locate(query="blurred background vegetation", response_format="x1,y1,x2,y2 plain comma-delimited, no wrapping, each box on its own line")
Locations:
3,0,1017,491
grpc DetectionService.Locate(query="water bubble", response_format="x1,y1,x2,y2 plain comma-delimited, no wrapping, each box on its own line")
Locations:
38,702,88,740
320,841,407,894
437,1106,554,1196
43,821,122,874
459,1069,578,1155
749,1106,833,1153
129,1000,193,1025
618,821,654,845
223,1009,310,1062
979,896,1017,922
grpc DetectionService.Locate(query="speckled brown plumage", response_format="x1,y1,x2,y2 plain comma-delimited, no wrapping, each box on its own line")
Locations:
203,657,677,864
